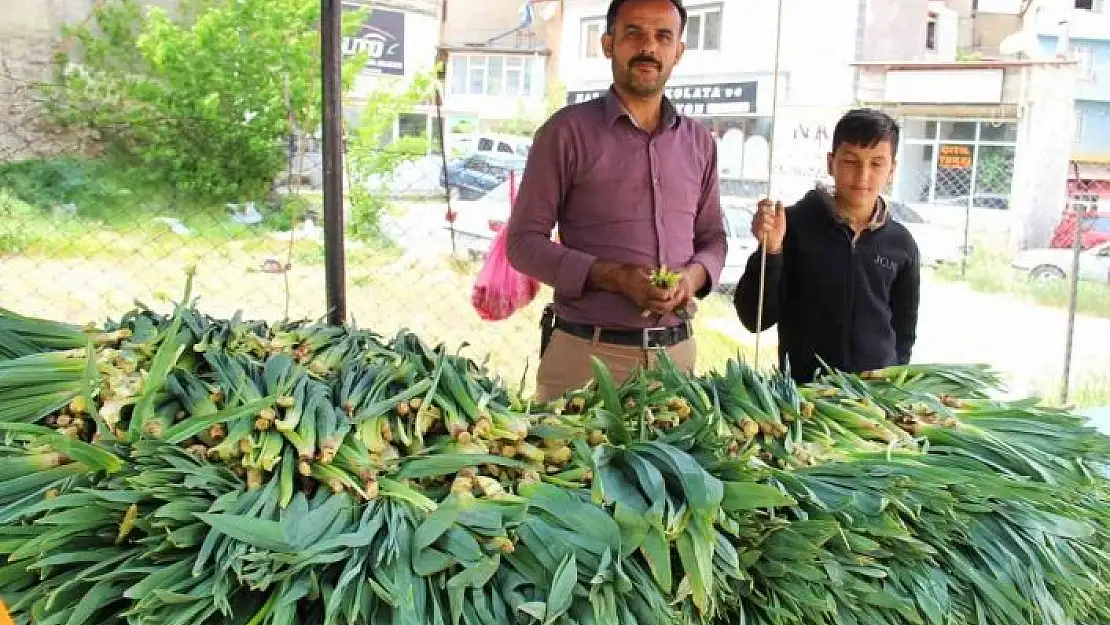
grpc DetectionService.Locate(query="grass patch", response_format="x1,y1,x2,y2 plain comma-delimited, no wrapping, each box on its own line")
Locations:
935,244,1110,319
1032,373,1110,409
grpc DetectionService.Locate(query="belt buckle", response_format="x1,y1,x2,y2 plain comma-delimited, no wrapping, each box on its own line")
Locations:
642,326,668,350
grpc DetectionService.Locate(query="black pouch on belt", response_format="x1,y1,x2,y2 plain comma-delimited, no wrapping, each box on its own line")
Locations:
539,304,555,358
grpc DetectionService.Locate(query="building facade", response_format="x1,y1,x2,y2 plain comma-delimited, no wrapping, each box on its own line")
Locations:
438,0,561,136
1025,0,1110,194
560,0,871,203
341,1,442,146
855,58,1077,249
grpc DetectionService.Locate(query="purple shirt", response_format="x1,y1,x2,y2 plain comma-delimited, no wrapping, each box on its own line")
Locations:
505,88,727,330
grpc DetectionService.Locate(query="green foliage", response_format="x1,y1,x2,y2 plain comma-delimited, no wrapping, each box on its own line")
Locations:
346,74,434,242
46,0,368,202
0,190,42,254
263,193,318,232
975,147,1015,195
544,78,568,117
0,158,132,210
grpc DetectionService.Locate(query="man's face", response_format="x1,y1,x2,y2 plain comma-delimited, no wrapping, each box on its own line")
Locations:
827,140,897,210
602,0,685,98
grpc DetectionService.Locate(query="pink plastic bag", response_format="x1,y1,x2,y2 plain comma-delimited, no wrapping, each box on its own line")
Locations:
471,225,540,321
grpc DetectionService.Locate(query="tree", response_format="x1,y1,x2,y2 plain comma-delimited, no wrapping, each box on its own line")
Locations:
46,0,371,203
345,73,435,242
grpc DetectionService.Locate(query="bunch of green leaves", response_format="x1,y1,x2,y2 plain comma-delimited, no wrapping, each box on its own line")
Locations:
45,0,368,202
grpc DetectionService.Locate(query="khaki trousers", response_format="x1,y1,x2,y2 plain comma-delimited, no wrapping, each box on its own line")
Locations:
535,329,697,402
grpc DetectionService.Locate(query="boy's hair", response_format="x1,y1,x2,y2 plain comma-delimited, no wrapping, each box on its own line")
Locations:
606,0,688,34
831,108,900,155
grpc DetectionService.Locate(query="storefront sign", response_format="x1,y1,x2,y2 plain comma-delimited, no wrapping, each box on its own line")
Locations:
341,4,406,76
566,81,758,116
938,144,972,169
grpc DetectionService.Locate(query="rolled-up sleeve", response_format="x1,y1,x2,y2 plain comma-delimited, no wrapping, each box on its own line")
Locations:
689,140,727,297
505,117,595,299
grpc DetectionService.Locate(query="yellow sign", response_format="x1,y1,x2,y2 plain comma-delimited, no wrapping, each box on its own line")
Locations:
0,599,13,625
938,144,972,169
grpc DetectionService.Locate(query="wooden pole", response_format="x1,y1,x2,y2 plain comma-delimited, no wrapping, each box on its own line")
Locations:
321,0,347,325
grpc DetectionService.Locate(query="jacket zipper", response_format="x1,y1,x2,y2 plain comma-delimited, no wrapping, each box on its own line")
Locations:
846,229,858,371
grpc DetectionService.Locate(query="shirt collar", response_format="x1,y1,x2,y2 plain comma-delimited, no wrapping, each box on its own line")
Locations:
817,187,890,231
603,86,680,131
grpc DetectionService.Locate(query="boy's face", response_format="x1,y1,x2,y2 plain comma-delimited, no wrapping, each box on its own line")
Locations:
826,140,896,210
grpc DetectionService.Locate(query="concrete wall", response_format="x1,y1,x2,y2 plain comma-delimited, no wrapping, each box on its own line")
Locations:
1010,64,1078,248
859,0,930,61
974,13,1023,57
1036,30,1110,158
0,0,99,160
945,0,976,52
1075,100,1110,156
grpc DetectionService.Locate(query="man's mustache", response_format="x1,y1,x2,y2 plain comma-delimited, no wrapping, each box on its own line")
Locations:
629,56,662,70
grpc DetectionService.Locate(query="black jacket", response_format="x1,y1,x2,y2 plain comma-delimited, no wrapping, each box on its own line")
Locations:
734,189,921,382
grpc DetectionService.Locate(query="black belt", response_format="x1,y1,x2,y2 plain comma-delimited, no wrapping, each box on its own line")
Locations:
554,317,691,349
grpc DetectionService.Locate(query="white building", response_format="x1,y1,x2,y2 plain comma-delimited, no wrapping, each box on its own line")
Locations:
559,0,861,203
342,1,443,145
438,0,562,136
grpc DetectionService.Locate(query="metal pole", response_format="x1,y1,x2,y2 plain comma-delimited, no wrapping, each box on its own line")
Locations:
1061,161,1083,405
321,0,347,325
754,0,785,371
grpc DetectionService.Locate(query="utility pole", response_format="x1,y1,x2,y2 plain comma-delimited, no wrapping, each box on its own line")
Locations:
321,0,347,325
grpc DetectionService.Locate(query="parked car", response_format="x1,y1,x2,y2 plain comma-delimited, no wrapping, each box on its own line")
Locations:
932,193,1010,211
1049,211,1110,250
716,206,760,294
719,177,768,211
452,133,532,158
887,200,970,267
444,180,515,259
818,184,969,267
1011,241,1110,284
443,153,526,200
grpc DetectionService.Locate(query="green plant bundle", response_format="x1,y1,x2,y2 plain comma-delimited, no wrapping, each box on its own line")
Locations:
1,275,1110,625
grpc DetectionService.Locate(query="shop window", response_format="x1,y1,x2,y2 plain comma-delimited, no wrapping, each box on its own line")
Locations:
904,119,937,140
939,121,977,142
398,114,427,139
979,121,1017,142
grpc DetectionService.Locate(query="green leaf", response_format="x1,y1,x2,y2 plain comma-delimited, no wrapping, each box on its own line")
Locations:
545,552,577,625
721,481,796,511
194,512,293,552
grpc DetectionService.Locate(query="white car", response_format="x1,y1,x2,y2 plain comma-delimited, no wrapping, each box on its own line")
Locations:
443,180,513,259
716,200,964,293
452,133,532,159
888,201,969,267
1011,241,1110,284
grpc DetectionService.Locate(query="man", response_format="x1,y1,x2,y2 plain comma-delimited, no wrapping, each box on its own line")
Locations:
734,108,921,382
505,0,727,401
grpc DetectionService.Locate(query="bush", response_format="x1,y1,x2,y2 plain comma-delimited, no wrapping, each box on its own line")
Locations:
0,190,43,254
46,0,369,203
0,158,131,211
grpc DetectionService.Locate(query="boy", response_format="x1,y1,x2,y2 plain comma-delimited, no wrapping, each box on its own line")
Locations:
734,108,920,382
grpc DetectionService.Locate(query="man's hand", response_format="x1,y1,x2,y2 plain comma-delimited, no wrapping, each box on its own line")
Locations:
751,198,786,254
652,264,706,317
588,261,673,313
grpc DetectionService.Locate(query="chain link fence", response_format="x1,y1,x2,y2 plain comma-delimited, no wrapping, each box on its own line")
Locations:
5,22,1110,405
